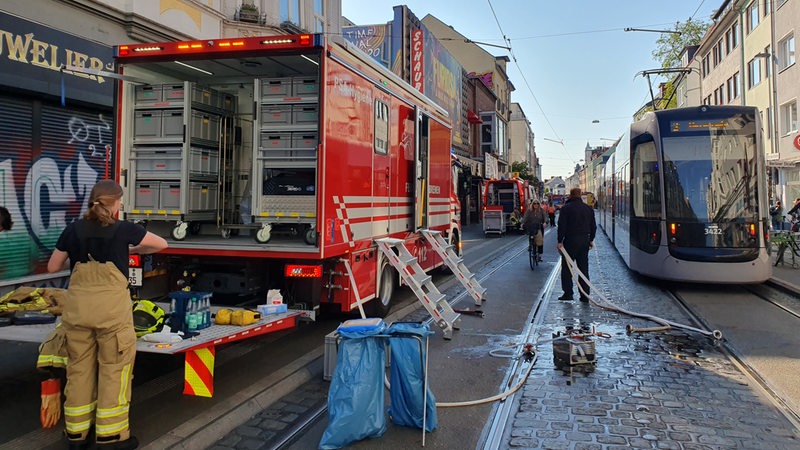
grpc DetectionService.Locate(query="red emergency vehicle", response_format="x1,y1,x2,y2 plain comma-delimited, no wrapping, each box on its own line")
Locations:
115,34,461,318
482,178,533,232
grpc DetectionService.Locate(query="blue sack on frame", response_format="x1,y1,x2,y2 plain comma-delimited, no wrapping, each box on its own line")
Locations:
319,319,387,450
387,322,437,432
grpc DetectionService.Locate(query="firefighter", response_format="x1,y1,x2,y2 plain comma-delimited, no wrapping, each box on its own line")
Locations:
47,180,167,449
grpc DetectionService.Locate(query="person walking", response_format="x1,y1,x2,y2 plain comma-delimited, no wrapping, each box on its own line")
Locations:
557,188,596,302
522,200,547,260
771,200,784,231
547,202,556,227
47,180,167,450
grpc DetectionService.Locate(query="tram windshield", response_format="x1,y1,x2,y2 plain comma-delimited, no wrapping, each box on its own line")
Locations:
661,114,758,248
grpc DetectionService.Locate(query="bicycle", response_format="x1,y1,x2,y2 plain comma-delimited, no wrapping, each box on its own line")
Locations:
528,231,540,270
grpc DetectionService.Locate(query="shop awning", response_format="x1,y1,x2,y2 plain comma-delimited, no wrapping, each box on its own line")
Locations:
467,110,482,124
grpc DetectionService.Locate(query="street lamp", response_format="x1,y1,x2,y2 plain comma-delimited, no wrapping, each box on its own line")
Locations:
755,51,779,200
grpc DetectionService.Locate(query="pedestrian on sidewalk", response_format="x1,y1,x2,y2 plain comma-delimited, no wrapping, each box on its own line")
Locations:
47,180,168,450
522,200,547,260
557,188,596,302
771,200,784,231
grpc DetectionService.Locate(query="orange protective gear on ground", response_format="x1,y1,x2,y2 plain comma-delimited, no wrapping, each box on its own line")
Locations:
62,261,136,445
40,378,62,428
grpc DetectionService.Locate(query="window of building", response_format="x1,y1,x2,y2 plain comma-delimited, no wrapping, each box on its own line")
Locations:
732,71,740,99
374,100,389,154
781,100,798,135
766,106,772,139
726,77,734,102
732,21,739,48
778,34,795,70
313,0,325,33
747,1,760,33
713,40,722,67
280,0,301,25
747,57,762,88
702,55,710,78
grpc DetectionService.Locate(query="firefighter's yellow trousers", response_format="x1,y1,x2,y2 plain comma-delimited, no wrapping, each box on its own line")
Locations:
62,261,136,444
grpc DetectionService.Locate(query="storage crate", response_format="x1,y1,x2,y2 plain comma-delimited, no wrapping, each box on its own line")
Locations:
220,93,235,111
134,148,182,178
292,132,319,149
323,330,338,381
191,112,219,142
161,111,184,139
135,85,162,104
134,111,161,140
159,183,182,210
189,182,218,211
192,86,215,107
189,148,219,176
134,183,158,209
261,78,292,98
292,105,319,125
168,291,213,333
262,105,292,125
293,77,319,96
163,84,185,101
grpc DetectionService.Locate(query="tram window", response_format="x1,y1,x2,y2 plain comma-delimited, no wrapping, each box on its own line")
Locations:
631,140,661,219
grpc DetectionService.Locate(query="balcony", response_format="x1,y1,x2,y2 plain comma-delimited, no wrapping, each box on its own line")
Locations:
235,4,264,24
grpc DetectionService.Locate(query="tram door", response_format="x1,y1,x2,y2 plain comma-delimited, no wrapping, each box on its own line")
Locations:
414,109,430,231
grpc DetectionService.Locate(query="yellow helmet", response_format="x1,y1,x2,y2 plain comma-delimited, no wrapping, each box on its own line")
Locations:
132,299,165,337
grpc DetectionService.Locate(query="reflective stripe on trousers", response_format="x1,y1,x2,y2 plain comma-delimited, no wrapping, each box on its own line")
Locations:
63,261,136,443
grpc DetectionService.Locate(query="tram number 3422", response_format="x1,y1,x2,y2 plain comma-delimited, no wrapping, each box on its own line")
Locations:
704,225,723,235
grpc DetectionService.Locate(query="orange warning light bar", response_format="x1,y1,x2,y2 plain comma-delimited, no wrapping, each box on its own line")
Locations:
285,264,323,278
116,35,319,59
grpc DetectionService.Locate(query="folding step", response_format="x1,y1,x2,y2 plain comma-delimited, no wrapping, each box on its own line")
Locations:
376,237,460,339
421,229,486,305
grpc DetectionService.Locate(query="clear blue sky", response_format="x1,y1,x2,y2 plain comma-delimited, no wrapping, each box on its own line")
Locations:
340,0,718,180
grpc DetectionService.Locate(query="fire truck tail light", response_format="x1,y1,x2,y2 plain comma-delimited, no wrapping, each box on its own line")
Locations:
299,34,312,46
285,265,322,278
128,255,141,267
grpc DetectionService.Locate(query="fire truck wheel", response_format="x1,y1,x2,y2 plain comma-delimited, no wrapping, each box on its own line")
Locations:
370,263,395,318
171,222,188,241
304,227,317,246
255,225,272,244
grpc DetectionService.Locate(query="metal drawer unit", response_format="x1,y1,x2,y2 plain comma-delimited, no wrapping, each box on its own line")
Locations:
127,81,235,239
251,76,321,244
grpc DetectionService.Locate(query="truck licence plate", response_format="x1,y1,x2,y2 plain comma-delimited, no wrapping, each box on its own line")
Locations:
129,268,143,287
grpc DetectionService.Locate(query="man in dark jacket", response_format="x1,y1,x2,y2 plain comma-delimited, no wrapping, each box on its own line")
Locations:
557,188,596,302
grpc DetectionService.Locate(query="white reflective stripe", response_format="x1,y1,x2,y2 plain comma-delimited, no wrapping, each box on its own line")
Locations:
96,418,129,436
117,363,132,405
65,401,97,416
97,404,129,418
65,418,93,433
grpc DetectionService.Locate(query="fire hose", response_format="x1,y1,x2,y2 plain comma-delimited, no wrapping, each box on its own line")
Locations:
558,246,723,340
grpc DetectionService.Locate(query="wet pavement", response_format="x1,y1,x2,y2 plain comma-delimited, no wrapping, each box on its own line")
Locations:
501,229,800,449
206,222,800,450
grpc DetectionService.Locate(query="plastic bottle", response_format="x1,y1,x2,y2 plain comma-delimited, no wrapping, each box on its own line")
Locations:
203,297,211,329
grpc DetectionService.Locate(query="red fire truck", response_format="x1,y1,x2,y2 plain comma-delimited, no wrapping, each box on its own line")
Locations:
482,177,534,233
115,34,461,318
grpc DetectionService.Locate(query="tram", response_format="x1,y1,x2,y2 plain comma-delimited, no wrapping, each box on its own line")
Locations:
597,105,771,283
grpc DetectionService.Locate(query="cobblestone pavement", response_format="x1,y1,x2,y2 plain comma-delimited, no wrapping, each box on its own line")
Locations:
502,232,800,449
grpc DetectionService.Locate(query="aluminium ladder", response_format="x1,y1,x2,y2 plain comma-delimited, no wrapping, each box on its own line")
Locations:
421,229,486,305
376,238,461,339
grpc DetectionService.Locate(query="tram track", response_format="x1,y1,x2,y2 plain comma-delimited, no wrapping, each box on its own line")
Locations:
226,232,534,450
666,285,800,430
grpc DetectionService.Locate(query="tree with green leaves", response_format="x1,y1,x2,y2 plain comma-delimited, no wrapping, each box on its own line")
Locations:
511,161,536,184
651,18,710,69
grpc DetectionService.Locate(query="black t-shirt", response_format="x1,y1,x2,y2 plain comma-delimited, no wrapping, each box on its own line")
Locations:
55,219,147,277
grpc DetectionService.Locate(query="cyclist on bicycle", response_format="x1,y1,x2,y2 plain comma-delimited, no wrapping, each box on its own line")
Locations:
522,199,547,261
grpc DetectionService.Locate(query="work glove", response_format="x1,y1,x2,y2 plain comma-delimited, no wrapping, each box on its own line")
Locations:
40,378,61,428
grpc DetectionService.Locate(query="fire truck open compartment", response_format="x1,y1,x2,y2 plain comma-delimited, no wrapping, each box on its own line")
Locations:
118,49,322,248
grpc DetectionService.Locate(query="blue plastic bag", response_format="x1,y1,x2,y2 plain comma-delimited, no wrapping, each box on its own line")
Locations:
387,322,437,432
319,320,387,449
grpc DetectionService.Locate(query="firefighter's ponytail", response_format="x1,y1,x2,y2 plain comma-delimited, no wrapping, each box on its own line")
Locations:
84,179,123,226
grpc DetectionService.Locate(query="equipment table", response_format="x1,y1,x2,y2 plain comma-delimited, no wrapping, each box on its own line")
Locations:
0,309,303,397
